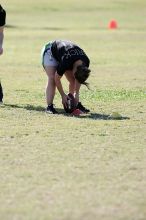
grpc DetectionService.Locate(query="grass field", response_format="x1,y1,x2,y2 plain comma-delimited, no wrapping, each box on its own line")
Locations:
0,0,146,219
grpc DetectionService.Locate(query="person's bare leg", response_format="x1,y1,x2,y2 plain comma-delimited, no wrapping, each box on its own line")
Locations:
44,66,56,105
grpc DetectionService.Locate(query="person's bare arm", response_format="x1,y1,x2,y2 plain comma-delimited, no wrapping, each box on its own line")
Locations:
55,73,68,106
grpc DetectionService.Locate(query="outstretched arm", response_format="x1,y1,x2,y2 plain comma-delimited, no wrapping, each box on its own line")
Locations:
55,72,68,106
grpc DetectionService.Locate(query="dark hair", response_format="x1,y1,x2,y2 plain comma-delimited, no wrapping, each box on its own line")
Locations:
74,64,91,88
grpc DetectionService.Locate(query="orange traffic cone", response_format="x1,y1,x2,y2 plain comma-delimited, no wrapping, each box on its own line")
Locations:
109,20,118,29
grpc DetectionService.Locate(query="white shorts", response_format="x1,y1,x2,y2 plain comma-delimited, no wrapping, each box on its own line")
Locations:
41,42,58,68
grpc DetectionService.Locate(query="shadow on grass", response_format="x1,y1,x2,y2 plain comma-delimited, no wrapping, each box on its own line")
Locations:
3,104,45,112
2,104,130,120
6,24,68,31
40,27,67,31
6,24,18,29
76,113,130,120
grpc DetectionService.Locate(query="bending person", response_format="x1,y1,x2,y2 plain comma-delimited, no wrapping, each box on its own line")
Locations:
41,39,91,114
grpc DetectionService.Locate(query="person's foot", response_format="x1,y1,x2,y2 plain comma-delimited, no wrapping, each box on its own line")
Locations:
76,102,90,113
46,104,58,114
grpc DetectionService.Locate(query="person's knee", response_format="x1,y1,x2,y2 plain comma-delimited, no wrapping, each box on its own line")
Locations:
47,75,55,87
48,74,55,81
46,71,55,82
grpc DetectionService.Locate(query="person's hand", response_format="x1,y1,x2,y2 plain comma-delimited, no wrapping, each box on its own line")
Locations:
62,94,68,107
0,47,3,55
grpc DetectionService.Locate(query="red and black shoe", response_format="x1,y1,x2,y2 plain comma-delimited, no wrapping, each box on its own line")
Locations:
76,102,90,113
